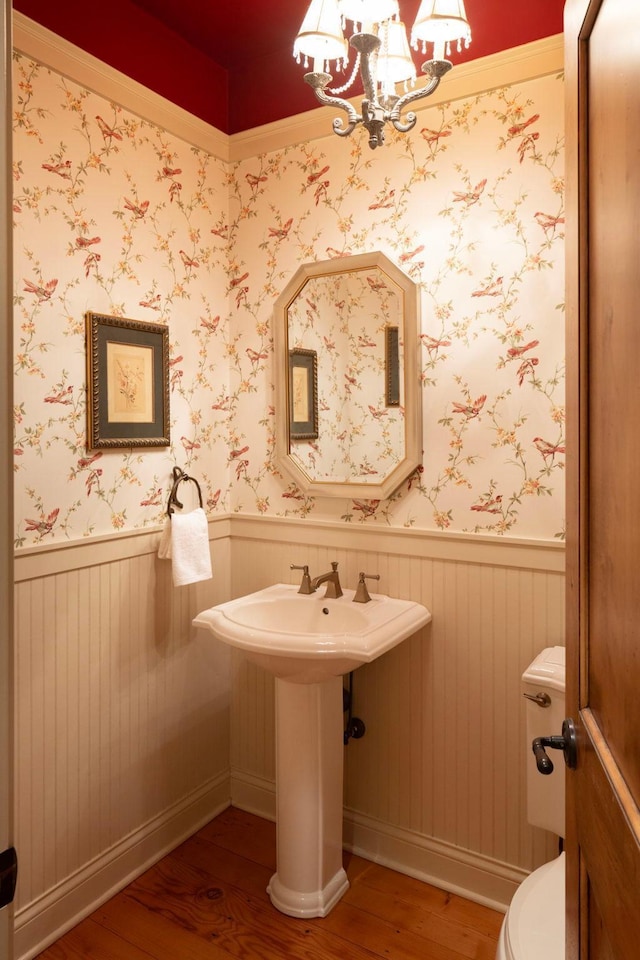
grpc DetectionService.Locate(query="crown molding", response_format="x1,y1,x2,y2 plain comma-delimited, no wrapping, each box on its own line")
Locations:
12,12,562,166
12,11,230,162
229,33,564,161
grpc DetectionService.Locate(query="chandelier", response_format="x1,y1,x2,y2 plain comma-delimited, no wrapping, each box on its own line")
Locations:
293,0,472,149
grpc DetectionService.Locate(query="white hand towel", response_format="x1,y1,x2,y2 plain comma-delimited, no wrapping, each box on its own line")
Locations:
158,508,212,586
158,518,172,559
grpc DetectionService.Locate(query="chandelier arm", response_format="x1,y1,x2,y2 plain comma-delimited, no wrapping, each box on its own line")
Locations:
388,110,418,134
304,72,361,137
332,116,360,137
388,78,438,131
388,59,452,132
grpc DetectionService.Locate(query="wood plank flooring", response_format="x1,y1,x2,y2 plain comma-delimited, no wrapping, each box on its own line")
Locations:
36,807,503,960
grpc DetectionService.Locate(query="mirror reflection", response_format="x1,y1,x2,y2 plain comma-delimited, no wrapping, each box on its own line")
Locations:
274,252,422,499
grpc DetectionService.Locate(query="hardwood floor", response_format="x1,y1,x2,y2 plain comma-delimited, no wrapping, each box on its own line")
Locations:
36,807,503,959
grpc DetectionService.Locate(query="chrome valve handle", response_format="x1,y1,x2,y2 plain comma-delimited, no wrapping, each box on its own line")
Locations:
523,691,552,708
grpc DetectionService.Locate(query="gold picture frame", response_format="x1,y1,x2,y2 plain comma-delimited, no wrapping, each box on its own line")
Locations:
86,311,170,449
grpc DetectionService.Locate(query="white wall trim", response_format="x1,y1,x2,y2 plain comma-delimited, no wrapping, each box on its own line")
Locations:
14,516,231,581
230,771,277,821
230,771,520,911
13,11,563,164
14,513,564,580
230,515,565,573
343,809,520,914
14,773,231,960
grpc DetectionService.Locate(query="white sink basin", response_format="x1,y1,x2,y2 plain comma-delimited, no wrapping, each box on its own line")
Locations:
193,582,431,683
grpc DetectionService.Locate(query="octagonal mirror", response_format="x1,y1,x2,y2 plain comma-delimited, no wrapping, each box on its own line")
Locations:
273,251,422,499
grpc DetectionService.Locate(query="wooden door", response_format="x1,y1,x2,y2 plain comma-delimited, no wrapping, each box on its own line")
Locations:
565,0,640,957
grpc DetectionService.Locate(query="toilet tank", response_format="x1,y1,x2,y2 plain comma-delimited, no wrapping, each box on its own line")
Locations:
522,646,566,838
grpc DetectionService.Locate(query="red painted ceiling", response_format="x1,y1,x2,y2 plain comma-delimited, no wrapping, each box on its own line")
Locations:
13,0,566,134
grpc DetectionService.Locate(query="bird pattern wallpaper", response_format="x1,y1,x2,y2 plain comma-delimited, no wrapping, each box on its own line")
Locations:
12,51,565,545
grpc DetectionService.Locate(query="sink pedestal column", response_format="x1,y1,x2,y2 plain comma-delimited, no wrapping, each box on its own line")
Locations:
267,675,349,917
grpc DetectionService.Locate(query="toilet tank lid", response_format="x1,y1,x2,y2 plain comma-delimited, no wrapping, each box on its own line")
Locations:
522,645,566,690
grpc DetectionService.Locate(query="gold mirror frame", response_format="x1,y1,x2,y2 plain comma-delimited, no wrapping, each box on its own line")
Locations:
274,251,422,499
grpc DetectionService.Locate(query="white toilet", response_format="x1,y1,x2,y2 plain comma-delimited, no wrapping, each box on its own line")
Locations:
496,646,566,960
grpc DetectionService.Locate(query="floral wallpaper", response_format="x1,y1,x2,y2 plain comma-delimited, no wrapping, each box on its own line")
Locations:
13,50,565,546
230,75,565,535
12,53,231,544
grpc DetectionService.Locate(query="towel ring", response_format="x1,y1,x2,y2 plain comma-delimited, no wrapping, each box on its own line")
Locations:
167,466,203,516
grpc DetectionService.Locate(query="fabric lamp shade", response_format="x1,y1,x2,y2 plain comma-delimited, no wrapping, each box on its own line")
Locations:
294,0,349,64
376,19,416,85
411,0,472,51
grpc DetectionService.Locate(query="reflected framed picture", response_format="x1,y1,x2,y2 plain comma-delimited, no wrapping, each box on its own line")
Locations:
288,348,318,440
86,311,170,449
385,325,400,407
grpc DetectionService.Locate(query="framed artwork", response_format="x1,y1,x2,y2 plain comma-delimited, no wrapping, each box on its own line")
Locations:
288,348,318,440
86,312,170,449
385,325,400,407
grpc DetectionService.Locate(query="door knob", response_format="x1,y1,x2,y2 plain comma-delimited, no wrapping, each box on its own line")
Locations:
532,717,577,774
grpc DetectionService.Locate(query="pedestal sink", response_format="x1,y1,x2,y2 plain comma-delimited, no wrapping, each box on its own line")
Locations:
193,582,431,918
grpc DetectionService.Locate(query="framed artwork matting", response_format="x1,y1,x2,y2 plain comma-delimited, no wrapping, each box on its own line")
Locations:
86,311,170,449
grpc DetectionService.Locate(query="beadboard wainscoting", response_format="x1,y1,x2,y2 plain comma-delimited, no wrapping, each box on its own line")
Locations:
13,521,232,960
227,517,565,911
13,517,564,957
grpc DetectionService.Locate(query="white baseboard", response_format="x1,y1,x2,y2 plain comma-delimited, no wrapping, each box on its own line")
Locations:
343,810,520,913
14,773,231,960
230,771,521,913
230,770,276,821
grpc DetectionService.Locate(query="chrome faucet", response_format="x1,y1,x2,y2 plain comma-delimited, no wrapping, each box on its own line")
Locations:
309,561,343,599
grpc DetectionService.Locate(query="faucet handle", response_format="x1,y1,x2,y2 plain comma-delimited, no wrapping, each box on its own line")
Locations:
324,561,343,599
353,572,380,603
290,563,313,594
